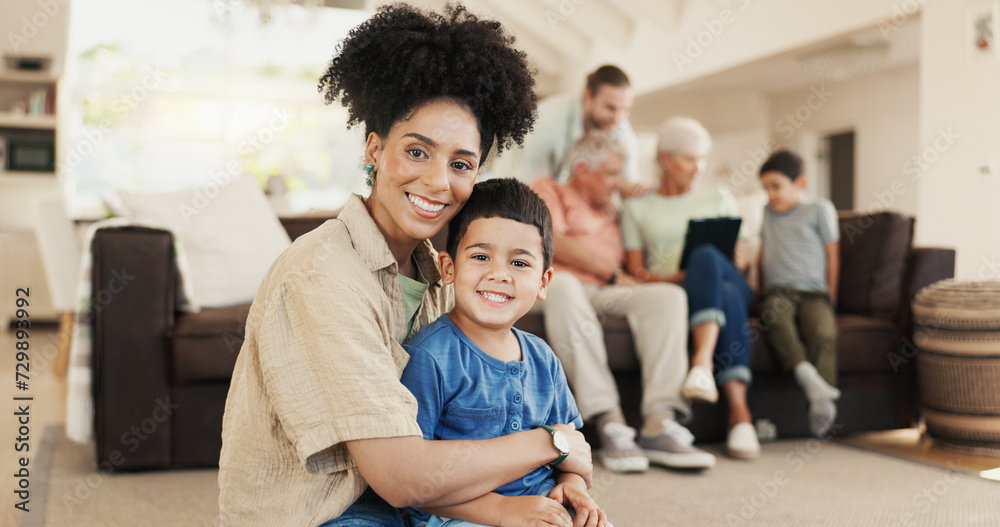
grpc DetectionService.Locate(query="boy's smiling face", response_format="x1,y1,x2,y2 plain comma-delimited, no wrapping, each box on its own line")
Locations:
439,217,552,335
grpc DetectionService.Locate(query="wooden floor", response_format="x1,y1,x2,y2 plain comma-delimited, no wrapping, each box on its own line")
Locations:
840,428,1000,481
2,327,999,526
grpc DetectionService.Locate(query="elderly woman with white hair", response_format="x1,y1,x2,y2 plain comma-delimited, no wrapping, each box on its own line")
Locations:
621,116,759,459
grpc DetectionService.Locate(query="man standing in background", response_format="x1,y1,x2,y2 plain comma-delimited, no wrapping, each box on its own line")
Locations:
491,65,644,196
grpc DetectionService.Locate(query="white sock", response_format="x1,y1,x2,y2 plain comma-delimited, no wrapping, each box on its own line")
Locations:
793,362,840,402
794,363,840,437
809,399,838,437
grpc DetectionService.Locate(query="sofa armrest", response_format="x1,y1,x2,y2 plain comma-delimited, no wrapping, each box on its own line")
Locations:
900,246,956,333
91,227,176,470
279,214,338,241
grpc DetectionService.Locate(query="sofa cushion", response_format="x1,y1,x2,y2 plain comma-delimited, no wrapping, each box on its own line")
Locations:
171,303,251,383
522,310,901,377
601,317,637,372
835,314,900,373
750,314,898,375
837,212,913,322
119,176,292,310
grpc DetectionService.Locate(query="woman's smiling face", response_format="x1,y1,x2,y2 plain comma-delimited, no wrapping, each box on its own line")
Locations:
366,98,481,251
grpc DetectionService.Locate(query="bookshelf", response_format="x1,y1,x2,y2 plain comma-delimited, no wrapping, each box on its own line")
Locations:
0,113,57,129
0,70,58,130
0,63,61,232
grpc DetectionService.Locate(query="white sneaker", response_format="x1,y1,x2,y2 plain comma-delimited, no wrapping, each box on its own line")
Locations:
727,422,761,459
598,422,649,473
682,365,719,403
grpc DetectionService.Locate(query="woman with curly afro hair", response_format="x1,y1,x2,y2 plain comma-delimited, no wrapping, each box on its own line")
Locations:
218,4,594,526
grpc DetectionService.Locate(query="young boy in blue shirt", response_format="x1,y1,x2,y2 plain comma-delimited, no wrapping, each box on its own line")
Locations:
400,178,609,527
758,150,842,438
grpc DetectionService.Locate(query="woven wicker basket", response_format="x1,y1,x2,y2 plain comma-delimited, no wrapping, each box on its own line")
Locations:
913,279,1000,456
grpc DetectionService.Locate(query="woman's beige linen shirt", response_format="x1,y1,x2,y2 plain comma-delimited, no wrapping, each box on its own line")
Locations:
218,193,452,526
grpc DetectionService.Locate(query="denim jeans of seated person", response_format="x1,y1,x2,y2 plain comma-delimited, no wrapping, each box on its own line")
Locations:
406,479,560,527
318,487,406,527
682,244,754,386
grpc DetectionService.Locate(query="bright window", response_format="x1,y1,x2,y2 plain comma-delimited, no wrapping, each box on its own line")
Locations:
63,0,370,218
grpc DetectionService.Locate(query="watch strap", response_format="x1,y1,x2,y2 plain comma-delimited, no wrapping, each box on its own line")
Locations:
540,424,569,467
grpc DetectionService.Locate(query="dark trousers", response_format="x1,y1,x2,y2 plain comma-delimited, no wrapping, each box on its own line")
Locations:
759,288,838,386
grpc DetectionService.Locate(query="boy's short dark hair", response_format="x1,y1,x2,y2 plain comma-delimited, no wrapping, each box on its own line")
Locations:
759,149,804,181
585,65,630,96
446,178,554,269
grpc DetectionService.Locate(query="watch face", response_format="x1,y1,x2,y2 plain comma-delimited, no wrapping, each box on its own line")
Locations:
553,430,571,454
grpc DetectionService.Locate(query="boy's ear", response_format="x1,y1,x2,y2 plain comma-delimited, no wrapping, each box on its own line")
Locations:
796,174,808,190
535,266,555,302
438,251,456,285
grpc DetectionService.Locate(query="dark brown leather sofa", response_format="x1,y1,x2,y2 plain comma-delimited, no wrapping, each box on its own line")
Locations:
90,211,953,470
90,216,335,470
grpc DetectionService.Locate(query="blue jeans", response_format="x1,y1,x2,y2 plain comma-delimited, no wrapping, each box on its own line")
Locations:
682,244,754,385
319,487,406,527
407,479,559,527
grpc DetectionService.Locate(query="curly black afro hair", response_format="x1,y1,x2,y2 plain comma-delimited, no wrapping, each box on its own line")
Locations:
318,3,536,166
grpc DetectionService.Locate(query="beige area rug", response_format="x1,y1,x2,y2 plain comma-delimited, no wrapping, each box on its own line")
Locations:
21,425,1000,526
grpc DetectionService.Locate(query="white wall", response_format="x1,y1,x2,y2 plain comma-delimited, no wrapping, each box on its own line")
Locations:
630,88,771,194
768,63,920,215
630,61,921,219
917,1,1000,280
0,0,71,72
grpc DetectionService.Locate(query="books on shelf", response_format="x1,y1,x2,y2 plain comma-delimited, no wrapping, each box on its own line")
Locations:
20,85,56,116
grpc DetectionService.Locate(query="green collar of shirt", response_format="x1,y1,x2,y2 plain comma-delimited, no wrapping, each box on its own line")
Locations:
398,266,429,337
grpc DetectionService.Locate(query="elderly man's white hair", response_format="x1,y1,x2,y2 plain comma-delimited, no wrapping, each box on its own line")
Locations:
569,131,624,175
657,116,712,156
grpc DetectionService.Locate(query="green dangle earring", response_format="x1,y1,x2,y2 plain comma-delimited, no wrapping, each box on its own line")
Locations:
364,164,375,187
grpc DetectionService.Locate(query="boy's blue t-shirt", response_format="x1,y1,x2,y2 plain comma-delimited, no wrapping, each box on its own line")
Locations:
400,314,583,505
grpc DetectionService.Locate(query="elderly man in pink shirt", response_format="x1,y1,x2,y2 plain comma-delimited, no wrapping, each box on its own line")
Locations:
528,132,714,473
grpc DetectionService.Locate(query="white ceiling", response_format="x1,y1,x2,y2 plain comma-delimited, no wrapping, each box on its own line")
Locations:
366,1,919,102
